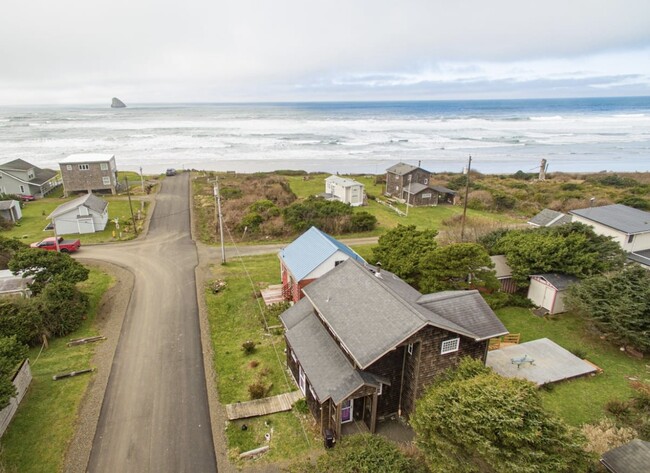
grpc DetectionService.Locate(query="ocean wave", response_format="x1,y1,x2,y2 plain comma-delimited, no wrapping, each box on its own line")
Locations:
529,115,563,121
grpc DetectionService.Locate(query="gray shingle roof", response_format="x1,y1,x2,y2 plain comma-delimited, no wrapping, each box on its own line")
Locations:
430,185,457,195
601,439,650,473
0,159,57,185
417,291,508,341
627,249,650,268
531,273,580,290
281,300,376,404
49,193,108,219
302,259,506,368
528,209,571,227
403,182,430,195
570,204,650,234
386,162,428,175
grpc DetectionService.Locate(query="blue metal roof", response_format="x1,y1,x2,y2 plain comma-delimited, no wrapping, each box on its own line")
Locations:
279,226,365,281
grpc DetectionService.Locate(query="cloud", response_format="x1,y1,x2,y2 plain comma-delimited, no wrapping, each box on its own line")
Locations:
0,0,649,103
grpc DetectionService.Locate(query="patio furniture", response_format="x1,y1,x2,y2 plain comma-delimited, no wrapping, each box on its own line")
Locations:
511,354,535,369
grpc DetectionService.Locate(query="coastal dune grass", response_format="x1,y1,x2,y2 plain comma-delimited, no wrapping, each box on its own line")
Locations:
0,268,113,473
206,254,320,462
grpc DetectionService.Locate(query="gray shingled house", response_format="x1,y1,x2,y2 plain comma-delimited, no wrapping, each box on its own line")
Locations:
0,159,60,198
280,259,508,440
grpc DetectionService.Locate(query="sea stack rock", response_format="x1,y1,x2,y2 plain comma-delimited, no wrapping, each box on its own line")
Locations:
111,97,127,108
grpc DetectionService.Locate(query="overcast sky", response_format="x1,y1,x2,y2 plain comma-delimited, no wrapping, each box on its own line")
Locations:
1,0,649,105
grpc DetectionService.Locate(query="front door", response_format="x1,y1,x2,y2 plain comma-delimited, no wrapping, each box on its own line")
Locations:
341,399,353,423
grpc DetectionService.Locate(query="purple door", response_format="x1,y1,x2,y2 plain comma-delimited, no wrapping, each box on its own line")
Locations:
341,399,353,423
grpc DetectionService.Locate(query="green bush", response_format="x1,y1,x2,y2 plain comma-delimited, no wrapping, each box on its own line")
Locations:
242,340,257,355
348,211,377,232
248,380,271,399
37,281,88,338
618,195,650,210
0,298,43,345
293,398,309,414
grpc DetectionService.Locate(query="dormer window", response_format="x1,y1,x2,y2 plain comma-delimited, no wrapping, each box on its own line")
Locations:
79,164,89,171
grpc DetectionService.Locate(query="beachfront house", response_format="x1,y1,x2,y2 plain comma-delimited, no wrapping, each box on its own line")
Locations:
0,159,60,198
49,193,109,235
323,175,365,207
280,259,508,440
570,204,650,268
59,154,119,196
385,162,431,200
402,183,458,206
279,226,365,302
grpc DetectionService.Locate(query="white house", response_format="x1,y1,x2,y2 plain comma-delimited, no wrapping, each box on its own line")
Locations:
527,273,579,315
48,193,109,235
570,204,650,268
0,200,22,223
0,270,33,298
324,176,364,207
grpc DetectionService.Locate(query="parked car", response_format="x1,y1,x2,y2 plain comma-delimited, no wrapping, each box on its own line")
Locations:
16,193,36,201
166,168,177,176
30,236,81,253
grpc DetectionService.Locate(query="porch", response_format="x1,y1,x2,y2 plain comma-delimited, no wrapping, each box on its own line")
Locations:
260,284,285,306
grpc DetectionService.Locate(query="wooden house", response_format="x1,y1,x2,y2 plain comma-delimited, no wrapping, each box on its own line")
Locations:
278,227,365,302
280,259,508,440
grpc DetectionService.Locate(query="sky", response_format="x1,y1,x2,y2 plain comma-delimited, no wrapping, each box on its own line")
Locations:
1,0,649,105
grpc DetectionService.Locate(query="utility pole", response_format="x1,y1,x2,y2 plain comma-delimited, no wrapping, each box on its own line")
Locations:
460,155,472,242
140,166,145,193
212,177,226,264
125,176,138,236
539,158,547,181
53,221,61,252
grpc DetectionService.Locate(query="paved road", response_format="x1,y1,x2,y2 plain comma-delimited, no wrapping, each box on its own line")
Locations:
85,174,217,472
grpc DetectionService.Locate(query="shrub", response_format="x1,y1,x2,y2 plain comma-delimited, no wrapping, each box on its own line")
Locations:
482,292,510,310
492,192,517,211
36,281,88,338
618,195,650,210
241,340,256,355
248,380,271,399
605,399,631,419
293,398,309,414
0,298,43,345
581,418,637,455
348,211,377,232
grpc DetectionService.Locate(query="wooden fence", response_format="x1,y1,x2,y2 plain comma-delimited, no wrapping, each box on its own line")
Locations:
0,359,32,437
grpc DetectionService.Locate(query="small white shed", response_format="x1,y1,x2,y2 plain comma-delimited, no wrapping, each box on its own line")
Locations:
48,193,109,235
0,200,22,223
527,273,579,315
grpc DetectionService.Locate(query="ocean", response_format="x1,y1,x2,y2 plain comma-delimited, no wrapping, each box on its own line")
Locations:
1,97,649,175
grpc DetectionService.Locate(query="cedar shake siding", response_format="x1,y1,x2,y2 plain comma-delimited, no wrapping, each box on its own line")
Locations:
366,347,405,418
59,154,118,196
386,168,430,198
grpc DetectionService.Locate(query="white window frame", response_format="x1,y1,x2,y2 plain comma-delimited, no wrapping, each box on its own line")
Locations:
78,164,89,171
100,162,109,171
102,176,111,185
298,366,306,394
377,383,382,396
441,337,460,354
422,193,432,199
66,164,72,170
290,349,297,363
407,343,413,355
309,385,317,400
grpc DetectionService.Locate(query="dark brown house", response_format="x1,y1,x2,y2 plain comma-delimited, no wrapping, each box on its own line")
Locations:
280,259,508,440
403,183,458,206
385,163,431,199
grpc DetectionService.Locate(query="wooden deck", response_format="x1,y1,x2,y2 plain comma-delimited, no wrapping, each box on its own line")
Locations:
225,390,304,420
260,284,284,306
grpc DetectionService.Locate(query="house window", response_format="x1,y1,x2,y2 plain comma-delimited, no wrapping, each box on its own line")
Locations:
423,178,428,184
441,338,460,354
102,176,111,185
334,260,344,267
309,385,317,400
422,193,432,199
377,383,382,396
20,185,25,193
66,165,72,171
407,343,413,355
298,366,306,394
290,349,297,363
78,164,89,171
628,234,634,244
100,163,109,171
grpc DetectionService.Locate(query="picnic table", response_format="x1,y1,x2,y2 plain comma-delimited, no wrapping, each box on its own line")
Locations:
511,354,535,369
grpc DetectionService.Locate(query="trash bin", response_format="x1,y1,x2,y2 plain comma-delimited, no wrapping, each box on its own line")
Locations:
324,429,335,449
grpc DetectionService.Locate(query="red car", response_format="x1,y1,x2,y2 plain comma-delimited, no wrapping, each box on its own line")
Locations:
30,237,81,253
16,194,36,201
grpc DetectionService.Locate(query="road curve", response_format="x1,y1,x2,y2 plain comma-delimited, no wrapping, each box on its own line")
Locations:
85,174,217,472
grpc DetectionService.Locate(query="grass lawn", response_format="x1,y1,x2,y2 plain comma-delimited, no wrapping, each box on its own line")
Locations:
206,253,320,462
0,268,113,473
2,197,148,244
496,307,650,427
